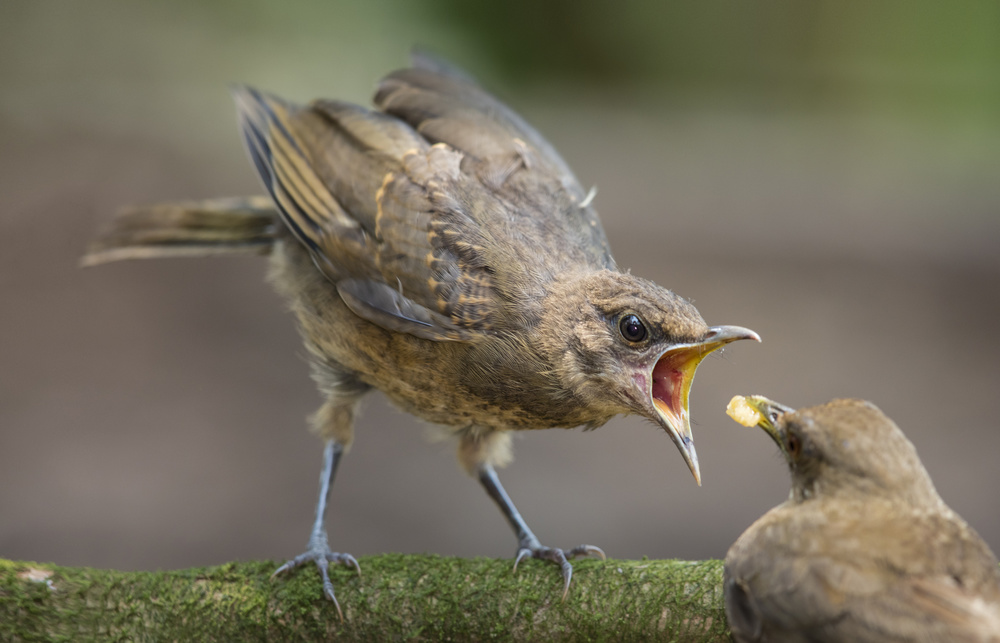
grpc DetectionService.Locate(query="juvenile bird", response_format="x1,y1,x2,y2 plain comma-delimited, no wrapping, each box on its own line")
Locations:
85,54,759,614
724,396,1000,642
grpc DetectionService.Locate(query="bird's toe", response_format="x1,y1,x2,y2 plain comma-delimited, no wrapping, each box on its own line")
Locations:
512,543,605,600
272,545,360,621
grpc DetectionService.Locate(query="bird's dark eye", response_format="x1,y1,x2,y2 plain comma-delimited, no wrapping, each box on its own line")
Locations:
619,314,647,343
786,433,802,458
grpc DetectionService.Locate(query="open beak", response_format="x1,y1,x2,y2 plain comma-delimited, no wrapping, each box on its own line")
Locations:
650,325,761,485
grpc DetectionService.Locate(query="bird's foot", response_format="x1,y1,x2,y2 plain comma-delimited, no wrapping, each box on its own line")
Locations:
272,543,360,620
513,543,606,600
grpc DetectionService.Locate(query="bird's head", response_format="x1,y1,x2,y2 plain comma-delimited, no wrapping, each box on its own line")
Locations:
729,396,940,505
539,270,760,485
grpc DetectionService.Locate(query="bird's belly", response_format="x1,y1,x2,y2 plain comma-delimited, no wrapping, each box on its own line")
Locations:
272,245,558,432
312,319,549,431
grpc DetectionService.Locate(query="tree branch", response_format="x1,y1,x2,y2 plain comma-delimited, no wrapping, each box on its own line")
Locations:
1,555,732,641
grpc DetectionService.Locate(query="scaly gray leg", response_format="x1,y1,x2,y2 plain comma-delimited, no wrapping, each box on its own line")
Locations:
477,464,605,599
272,440,359,620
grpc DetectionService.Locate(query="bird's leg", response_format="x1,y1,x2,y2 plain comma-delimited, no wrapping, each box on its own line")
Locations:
477,464,605,599
272,439,359,620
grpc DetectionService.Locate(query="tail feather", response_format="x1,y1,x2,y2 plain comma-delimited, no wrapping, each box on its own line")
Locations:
83,196,278,266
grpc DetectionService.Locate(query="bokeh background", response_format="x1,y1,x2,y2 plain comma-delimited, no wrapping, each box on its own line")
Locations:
3,1,999,575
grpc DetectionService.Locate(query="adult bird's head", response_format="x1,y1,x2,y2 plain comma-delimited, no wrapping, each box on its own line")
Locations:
729,396,940,505
540,270,760,485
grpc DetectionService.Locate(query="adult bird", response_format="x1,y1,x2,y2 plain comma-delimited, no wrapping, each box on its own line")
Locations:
725,396,1000,642
86,53,760,615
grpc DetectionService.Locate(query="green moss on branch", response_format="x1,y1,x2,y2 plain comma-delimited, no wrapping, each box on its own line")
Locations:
1,555,732,642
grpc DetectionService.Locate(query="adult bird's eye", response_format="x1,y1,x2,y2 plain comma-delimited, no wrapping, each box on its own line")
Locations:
619,314,647,343
786,433,802,457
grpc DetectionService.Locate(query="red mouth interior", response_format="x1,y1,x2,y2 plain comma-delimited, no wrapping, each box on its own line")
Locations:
651,352,686,418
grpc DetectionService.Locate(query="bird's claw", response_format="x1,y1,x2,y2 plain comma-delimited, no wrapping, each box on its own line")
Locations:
513,543,606,600
272,549,360,621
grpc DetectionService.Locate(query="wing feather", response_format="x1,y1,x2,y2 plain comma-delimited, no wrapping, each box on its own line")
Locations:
233,83,498,339
233,57,615,340
374,61,614,272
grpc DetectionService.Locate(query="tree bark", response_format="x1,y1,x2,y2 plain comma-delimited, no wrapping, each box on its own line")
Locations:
1,555,732,642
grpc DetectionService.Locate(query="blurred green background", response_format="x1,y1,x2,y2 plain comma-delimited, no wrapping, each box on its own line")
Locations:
2,0,999,576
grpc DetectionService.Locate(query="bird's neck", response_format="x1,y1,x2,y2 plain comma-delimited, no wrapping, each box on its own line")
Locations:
793,472,946,510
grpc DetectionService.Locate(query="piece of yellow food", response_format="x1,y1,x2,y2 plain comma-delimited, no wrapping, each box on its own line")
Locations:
727,395,762,427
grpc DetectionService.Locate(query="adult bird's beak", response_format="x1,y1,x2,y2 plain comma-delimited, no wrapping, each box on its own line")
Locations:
727,394,796,456
650,325,761,485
